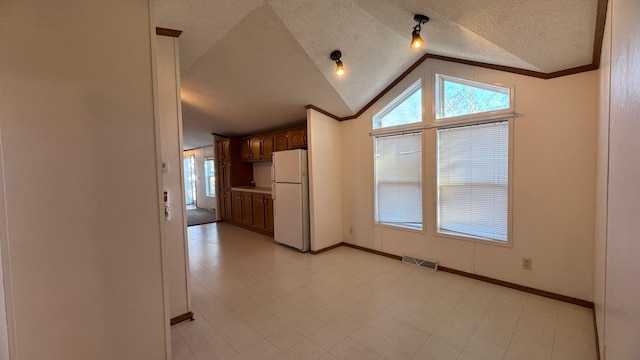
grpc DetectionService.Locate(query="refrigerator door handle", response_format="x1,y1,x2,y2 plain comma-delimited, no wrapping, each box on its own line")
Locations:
271,164,275,183
272,183,276,200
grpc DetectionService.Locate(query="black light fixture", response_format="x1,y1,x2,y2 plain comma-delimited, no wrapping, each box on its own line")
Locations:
411,14,429,49
330,50,345,76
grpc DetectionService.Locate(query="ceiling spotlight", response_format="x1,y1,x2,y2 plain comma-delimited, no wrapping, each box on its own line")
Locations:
330,50,345,76
411,14,429,49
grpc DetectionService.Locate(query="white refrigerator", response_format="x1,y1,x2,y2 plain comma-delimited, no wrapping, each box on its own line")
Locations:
272,149,310,252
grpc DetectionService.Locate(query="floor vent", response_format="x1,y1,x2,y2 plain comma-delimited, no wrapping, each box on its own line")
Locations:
402,255,438,271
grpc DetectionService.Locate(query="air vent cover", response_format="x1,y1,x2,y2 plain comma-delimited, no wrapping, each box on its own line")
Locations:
402,255,438,271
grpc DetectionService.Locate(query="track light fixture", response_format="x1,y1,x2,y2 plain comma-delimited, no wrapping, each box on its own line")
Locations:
411,14,429,49
330,50,345,76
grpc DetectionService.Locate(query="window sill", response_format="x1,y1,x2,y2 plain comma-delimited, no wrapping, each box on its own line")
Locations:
374,222,426,234
434,230,512,248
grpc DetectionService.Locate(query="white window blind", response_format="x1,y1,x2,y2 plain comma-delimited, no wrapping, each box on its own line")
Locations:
437,121,509,241
375,132,423,230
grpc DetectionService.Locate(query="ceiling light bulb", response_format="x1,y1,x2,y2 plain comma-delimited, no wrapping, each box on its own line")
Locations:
335,60,345,76
411,29,424,48
410,14,429,49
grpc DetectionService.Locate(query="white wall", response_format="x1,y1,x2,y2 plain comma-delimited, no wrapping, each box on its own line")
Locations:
0,1,169,358
0,137,9,359
253,162,273,188
184,146,216,211
308,110,344,251
594,0,612,355
158,35,191,320
595,0,640,357
340,59,598,301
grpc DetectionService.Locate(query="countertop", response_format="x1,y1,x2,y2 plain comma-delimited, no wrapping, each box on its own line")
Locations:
230,186,272,194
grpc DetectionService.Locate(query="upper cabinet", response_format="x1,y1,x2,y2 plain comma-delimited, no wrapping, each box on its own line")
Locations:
274,132,288,152
241,125,307,162
241,135,274,162
287,128,306,149
215,138,253,190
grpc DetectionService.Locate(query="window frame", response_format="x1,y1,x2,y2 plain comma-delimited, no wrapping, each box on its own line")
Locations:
430,72,514,246
433,73,515,128
373,131,426,233
372,79,426,233
433,120,514,247
371,79,424,135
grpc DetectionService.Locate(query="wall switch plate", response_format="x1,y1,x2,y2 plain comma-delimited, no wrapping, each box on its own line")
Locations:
161,161,168,173
523,258,532,270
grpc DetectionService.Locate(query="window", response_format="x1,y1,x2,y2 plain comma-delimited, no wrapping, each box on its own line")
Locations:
373,81,422,130
436,74,512,121
437,122,509,241
375,132,423,230
435,74,512,243
184,155,196,205
371,73,513,244
204,158,215,197
373,80,423,231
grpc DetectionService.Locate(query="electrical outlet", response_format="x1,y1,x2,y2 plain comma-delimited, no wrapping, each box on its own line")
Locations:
523,258,532,270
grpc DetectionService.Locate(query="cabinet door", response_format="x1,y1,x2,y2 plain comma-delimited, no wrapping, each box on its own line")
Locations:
265,195,274,233
252,194,266,229
261,136,274,160
250,138,261,161
218,191,226,219
222,140,231,161
287,128,306,149
232,192,243,222
216,141,224,163
219,191,230,220
223,163,231,190
224,191,232,221
241,193,253,225
241,139,252,162
274,132,288,152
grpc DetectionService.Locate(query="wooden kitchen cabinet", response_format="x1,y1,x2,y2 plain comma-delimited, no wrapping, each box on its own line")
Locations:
215,138,253,191
287,128,306,149
232,192,243,223
227,190,274,236
242,136,274,162
261,136,273,160
218,162,232,191
265,195,274,232
241,193,253,225
249,138,261,160
252,194,266,229
240,139,251,162
273,132,288,152
219,190,232,220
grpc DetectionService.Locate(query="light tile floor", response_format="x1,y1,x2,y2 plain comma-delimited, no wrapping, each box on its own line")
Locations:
172,223,597,360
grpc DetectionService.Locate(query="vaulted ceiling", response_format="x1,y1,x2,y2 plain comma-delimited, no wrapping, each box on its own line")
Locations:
154,0,604,149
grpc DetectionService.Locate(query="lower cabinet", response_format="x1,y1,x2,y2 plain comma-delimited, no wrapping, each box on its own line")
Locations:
224,191,274,236
266,196,274,232
252,194,266,228
219,190,232,220
232,192,243,223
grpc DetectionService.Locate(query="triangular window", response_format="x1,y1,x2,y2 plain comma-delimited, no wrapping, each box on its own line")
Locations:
373,81,421,130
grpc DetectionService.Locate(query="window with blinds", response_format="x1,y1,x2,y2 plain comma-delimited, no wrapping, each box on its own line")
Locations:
437,121,509,241
375,132,423,230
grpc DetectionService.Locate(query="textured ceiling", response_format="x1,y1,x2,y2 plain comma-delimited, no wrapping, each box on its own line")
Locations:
155,0,601,149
